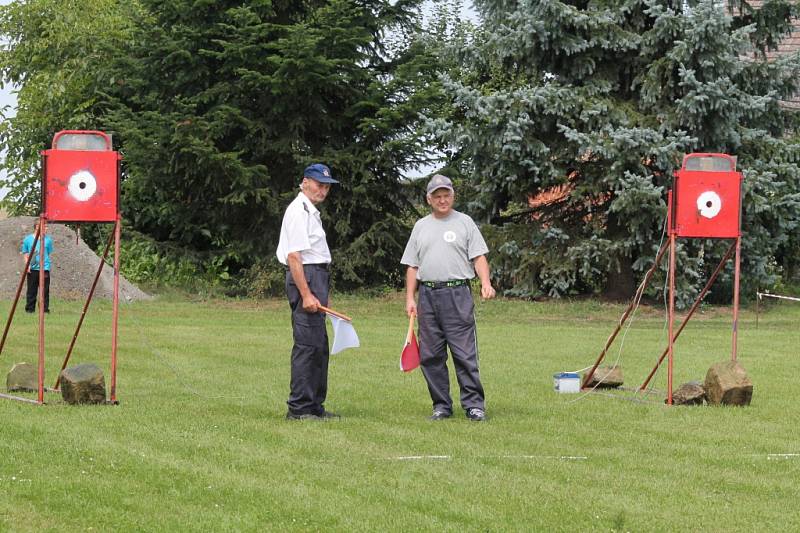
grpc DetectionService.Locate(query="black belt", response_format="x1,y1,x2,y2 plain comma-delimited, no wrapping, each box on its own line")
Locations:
421,279,468,289
286,263,330,271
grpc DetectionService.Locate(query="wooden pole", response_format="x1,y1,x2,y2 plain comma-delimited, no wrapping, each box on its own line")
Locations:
406,312,416,344
318,305,352,322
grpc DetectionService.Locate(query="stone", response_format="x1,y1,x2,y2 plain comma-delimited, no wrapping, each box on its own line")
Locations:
7,362,37,392
584,365,623,388
670,381,705,405
704,360,753,406
60,363,106,404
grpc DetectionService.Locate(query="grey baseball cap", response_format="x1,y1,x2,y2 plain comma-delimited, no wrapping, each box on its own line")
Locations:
426,174,454,194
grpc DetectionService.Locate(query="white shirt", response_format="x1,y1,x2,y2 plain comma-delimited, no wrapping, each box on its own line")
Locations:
276,192,331,265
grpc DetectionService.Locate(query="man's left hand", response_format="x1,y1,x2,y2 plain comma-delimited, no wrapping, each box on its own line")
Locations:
481,284,496,300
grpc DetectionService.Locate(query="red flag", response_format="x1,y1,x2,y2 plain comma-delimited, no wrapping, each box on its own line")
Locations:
400,314,420,372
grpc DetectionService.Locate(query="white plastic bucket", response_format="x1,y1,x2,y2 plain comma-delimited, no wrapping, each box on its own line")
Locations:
553,372,581,393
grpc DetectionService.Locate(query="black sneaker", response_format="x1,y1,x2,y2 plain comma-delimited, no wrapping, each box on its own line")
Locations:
285,412,322,421
320,410,340,419
466,408,486,422
429,409,452,421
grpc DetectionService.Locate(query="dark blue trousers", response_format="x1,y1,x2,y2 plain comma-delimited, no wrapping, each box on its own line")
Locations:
418,284,485,414
285,264,330,416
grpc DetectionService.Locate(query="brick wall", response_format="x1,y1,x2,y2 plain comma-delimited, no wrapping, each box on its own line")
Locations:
740,1,800,108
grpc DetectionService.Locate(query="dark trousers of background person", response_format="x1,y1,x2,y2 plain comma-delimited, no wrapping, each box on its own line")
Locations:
25,270,50,313
417,284,485,415
285,264,330,416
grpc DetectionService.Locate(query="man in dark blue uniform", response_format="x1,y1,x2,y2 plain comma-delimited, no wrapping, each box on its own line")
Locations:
276,163,340,420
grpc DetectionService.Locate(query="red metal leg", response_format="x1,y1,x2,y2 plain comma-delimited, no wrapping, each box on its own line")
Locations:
581,240,670,389
0,228,40,357
640,240,737,391
110,219,121,403
54,230,115,389
37,217,47,404
731,236,742,361
667,232,676,405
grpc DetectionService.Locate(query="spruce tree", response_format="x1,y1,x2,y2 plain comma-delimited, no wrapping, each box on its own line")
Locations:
102,0,439,287
431,0,800,301
2,0,441,289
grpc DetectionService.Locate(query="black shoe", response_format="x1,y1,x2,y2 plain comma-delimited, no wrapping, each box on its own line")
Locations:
466,408,486,422
429,409,452,421
285,412,322,421
320,410,340,419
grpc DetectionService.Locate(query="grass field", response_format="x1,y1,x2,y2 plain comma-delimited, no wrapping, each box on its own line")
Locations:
1,293,799,531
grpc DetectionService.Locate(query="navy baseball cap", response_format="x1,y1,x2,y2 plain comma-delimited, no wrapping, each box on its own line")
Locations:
303,163,339,184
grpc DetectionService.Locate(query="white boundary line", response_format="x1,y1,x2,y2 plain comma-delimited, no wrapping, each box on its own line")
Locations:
392,455,451,460
390,455,588,461
757,292,800,303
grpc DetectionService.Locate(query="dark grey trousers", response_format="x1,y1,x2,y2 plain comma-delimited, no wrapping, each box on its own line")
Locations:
286,264,330,416
418,284,485,414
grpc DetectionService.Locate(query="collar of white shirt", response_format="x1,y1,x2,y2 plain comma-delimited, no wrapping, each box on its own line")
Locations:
298,191,319,216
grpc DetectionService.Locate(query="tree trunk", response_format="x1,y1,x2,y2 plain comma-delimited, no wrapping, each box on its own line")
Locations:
603,253,636,301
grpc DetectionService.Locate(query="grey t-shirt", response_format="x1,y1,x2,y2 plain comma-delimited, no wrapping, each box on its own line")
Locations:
401,210,489,281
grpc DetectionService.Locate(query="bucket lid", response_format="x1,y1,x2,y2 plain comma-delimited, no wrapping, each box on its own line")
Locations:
554,372,580,379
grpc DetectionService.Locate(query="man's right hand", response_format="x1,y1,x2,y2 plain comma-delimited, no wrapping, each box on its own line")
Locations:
302,294,321,313
406,300,417,318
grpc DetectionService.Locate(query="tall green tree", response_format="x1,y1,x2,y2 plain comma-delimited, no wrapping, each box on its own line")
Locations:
2,0,442,289
0,0,141,208
430,0,800,301
103,0,441,287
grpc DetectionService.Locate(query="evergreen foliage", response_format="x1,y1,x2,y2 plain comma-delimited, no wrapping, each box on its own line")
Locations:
2,0,440,289
0,0,140,208
430,0,800,302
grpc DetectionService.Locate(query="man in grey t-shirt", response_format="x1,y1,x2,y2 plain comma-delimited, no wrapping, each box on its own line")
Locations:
401,174,496,421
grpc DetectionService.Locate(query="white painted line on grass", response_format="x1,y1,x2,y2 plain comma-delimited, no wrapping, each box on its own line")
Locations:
501,455,588,460
389,454,588,461
766,453,800,460
392,455,451,461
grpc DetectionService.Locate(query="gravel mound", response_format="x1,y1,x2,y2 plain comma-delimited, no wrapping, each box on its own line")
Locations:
0,216,151,302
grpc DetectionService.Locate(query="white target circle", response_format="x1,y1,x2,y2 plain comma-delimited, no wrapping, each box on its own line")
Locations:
68,170,97,202
696,191,722,219
443,231,457,243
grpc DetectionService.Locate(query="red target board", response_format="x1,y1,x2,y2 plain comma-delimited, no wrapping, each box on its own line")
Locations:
673,153,742,239
42,131,120,222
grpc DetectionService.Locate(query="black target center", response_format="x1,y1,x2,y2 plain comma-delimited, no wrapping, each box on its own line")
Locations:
79,182,87,189
706,201,713,208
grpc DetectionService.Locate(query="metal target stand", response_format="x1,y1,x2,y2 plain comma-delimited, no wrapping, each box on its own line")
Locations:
582,153,744,404
0,130,122,405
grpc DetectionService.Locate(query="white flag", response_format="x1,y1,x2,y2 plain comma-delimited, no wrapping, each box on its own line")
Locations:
327,314,360,354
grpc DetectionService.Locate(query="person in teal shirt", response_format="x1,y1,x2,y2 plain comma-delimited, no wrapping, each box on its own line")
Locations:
20,221,54,313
